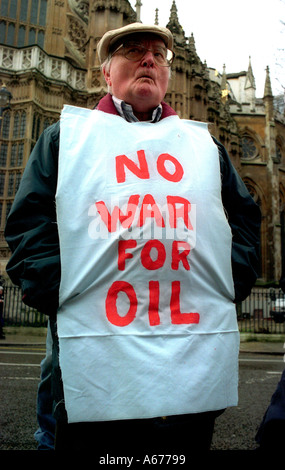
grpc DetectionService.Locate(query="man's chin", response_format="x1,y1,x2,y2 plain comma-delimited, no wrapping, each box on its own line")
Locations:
135,84,158,101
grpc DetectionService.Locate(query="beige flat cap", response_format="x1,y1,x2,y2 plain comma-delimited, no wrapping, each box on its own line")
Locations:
97,22,173,64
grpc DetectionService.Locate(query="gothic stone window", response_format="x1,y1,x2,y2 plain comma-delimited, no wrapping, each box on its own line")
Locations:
0,0,47,46
241,135,258,160
1,110,11,139
276,139,283,163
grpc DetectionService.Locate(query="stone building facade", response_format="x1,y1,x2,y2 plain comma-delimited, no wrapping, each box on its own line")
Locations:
0,0,284,285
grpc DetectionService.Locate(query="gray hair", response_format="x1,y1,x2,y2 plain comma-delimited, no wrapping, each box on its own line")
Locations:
101,54,113,92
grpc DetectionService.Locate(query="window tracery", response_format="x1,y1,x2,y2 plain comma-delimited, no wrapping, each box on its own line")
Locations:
241,135,258,160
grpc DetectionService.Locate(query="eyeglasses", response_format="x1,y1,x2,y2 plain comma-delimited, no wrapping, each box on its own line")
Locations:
111,42,175,67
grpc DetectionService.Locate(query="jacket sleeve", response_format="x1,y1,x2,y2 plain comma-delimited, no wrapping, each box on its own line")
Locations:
214,138,261,302
5,122,61,315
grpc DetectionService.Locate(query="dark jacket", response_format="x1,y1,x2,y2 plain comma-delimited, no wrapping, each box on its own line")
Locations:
4,94,261,314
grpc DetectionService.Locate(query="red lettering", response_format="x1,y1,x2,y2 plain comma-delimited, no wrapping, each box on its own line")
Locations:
167,196,193,230
118,240,191,271
138,194,165,227
105,281,137,326
115,150,184,183
105,281,200,326
116,150,149,183
95,194,140,232
118,240,137,271
170,281,200,324
171,241,191,270
141,240,166,270
148,281,160,326
94,195,194,231
157,153,184,182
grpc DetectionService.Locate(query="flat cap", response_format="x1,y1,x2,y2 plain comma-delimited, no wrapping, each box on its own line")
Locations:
97,22,173,64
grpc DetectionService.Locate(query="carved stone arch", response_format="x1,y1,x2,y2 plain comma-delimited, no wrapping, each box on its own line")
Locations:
193,83,203,101
173,57,186,73
244,127,264,148
243,177,263,207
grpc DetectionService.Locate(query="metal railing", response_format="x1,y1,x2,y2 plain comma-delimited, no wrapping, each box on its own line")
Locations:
2,284,48,327
237,287,285,334
1,285,285,333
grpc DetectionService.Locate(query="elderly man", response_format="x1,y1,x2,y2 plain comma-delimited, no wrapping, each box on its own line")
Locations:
5,23,260,453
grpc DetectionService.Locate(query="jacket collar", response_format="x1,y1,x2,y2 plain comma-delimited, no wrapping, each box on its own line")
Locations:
96,93,177,121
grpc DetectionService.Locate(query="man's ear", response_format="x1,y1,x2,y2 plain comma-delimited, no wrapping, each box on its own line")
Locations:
103,66,111,87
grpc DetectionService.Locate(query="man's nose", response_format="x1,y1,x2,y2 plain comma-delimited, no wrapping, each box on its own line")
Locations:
141,50,155,66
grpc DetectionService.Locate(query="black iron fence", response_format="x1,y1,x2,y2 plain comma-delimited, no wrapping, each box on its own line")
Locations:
237,287,285,334
2,284,48,327
1,285,285,333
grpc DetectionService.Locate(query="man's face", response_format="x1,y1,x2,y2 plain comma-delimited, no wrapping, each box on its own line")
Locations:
103,34,170,116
